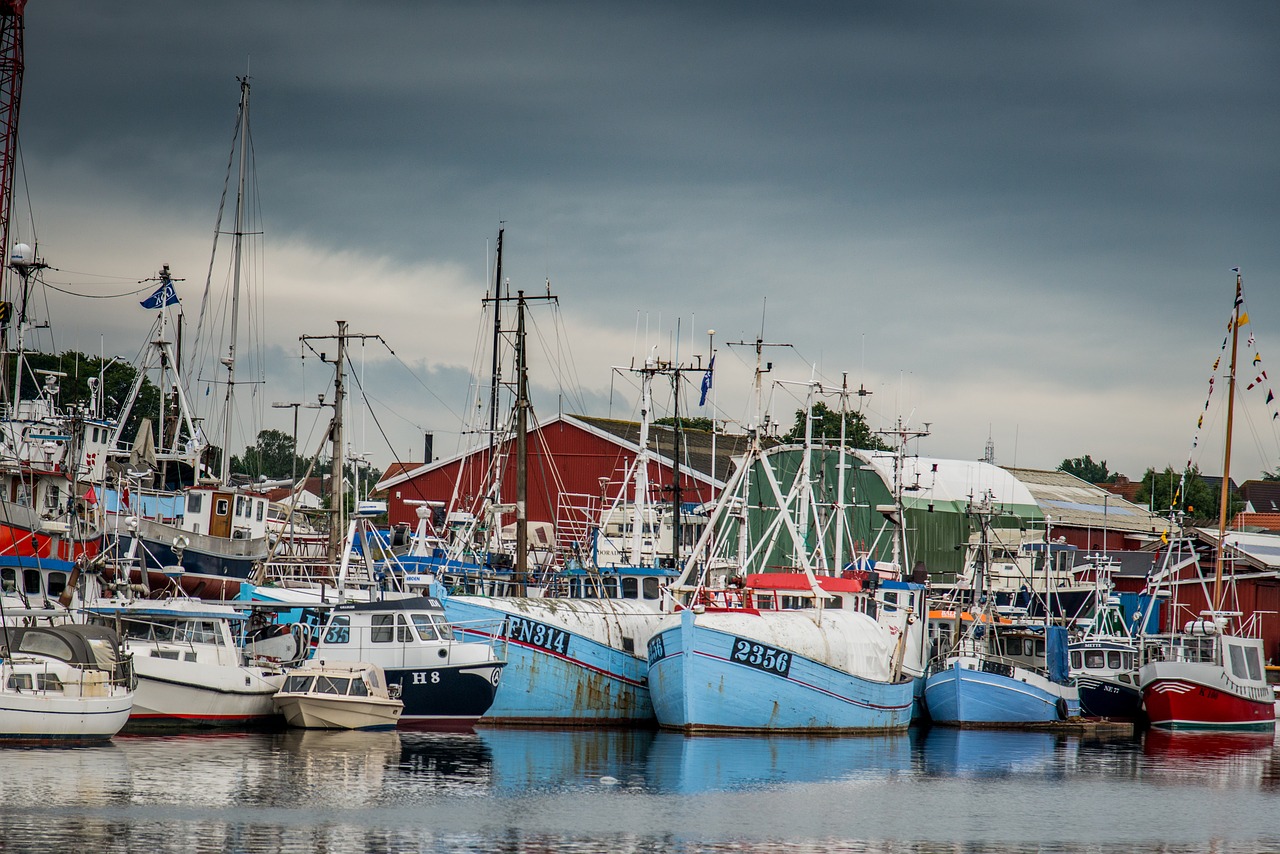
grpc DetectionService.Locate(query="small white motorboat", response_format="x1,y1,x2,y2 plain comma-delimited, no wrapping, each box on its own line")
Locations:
273,660,403,730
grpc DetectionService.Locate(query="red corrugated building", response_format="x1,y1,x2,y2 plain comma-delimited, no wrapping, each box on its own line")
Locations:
374,414,754,539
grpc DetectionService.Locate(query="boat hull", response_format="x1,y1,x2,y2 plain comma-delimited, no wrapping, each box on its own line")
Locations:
924,658,1079,726
1141,660,1276,731
1075,674,1144,721
442,595,656,724
128,661,284,727
0,692,132,742
383,661,504,728
647,608,914,733
274,694,402,730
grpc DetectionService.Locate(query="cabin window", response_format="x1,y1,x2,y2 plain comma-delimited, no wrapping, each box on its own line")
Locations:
396,614,413,643
643,578,660,600
216,499,229,517
371,615,394,643
0,568,13,592
323,615,350,645
1070,651,1082,669
1035,639,1046,656
256,501,265,522
824,596,843,610
23,569,41,595
348,678,369,697
1106,651,1122,669
411,614,439,640
883,591,899,606
1229,644,1248,680
36,673,62,692
621,577,639,599
47,572,67,598
1085,651,1105,669
7,673,32,690
1245,646,1262,681
188,494,203,514
284,674,315,693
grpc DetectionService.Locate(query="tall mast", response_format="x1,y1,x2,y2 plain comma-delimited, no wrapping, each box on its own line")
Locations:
488,227,503,496
1213,270,1243,613
0,2,23,405
514,291,528,586
219,76,250,484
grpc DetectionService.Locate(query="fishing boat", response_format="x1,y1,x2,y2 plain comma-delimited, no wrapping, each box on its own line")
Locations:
273,660,403,730
1068,556,1144,721
435,303,695,725
647,357,927,733
311,595,505,728
1137,271,1276,732
923,493,1079,727
0,623,134,741
103,79,271,593
83,595,286,727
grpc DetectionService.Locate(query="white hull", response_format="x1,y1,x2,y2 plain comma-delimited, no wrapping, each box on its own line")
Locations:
131,658,284,725
274,694,403,730
0,691,133,741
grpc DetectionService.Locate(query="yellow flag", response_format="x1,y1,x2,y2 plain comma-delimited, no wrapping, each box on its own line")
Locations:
1161,530,1169,544
1239,311,1250,326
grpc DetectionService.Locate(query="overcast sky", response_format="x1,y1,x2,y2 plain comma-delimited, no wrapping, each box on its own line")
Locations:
15,2,1280,484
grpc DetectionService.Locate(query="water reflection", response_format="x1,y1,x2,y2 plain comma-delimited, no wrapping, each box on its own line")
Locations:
644,730,913,792
0,725,1275,854
916,727,1072,777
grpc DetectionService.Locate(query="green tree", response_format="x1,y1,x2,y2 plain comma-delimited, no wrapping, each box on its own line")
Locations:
1133,465,1240,524
17,350,159,443
232,429,309,480
785,402,889,450
1059,454,1117,484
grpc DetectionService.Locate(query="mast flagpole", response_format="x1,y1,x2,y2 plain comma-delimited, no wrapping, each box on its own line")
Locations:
1212,269,1243,614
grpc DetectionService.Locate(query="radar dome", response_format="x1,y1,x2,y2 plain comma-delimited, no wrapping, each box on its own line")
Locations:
9,243,31,266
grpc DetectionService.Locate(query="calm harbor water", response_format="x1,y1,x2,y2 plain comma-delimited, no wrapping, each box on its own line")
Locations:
1,725,1278,853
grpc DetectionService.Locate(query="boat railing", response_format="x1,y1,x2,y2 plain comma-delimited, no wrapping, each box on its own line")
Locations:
446,616,508,659
261,559,379,591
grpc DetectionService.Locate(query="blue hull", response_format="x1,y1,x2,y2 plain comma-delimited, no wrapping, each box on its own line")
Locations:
647,609,914,732
441,597,654,724
924,660,1079,726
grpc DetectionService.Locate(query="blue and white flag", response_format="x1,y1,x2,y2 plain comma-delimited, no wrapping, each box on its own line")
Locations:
139,281,179,309
699,355,715,407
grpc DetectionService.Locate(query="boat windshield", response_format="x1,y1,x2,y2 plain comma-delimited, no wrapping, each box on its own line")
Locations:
283,674,315,693
315,676,352,695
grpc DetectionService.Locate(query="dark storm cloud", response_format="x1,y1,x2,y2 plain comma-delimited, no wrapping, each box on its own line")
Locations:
16,1,1280,475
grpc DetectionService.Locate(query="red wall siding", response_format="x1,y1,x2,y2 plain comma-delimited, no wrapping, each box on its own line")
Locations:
385,419,714,530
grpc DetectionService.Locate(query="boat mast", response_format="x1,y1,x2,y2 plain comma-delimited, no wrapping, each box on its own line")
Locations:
219,76,250,485
514,291,529,587
1212,270,1243,613
488,227,503,512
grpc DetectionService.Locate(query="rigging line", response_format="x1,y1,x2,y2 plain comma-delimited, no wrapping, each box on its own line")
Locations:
342,351,411,484
41,281,159,299
192,95,243,386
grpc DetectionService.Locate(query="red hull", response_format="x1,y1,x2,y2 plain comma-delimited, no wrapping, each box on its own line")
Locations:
1143,677,1276,730
0,522,102,561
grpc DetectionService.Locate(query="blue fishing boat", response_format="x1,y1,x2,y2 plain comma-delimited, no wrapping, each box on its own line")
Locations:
440,586,667,724
647,575,918,732
923,493,1079,727
647,362,930,733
